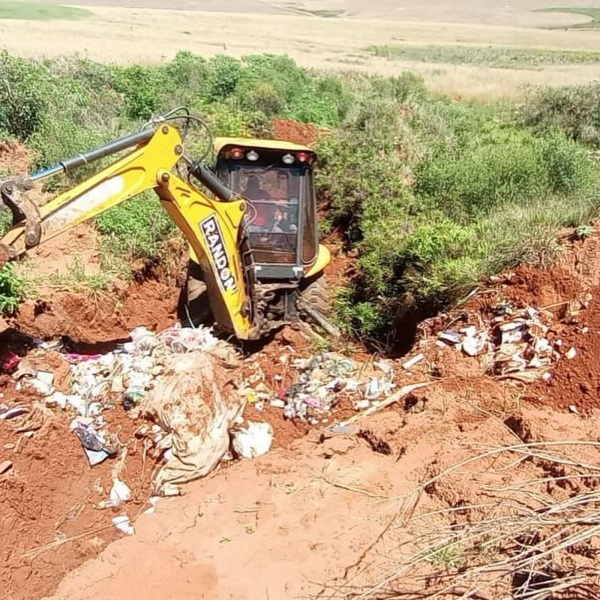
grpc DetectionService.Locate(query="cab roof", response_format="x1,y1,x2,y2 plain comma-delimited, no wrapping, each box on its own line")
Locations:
214,137,314,156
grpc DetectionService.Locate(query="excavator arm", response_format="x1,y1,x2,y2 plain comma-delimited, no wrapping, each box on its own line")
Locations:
0,118,259,340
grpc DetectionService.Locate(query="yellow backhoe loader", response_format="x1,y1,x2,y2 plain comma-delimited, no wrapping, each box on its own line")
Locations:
0,108,337,341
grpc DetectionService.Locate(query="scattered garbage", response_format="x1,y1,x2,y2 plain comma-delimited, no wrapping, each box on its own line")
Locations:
328,381,435,430
435,303,579,382
112,515,135,536
70,418,118,466
4,325,237,469
27,326,224,422
245,352,395,424
232,421,273,459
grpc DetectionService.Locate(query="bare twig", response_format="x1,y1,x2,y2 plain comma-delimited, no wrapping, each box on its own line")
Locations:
355,441,600,600
20,524,114,560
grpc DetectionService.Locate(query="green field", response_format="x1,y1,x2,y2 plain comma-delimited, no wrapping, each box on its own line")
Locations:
0,1,91,21
542,7,600,29
367,44,600,69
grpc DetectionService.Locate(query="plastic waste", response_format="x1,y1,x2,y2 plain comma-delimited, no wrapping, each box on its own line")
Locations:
261,351,395,423
232,421,274,459
0,350,20,373
143,497,160,515
112,515,135,536
71,420,117,466
438,331,462,345
0,406,28,420
109,479,132,506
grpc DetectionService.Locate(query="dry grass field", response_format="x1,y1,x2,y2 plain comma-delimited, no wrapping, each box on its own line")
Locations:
2,0,600,99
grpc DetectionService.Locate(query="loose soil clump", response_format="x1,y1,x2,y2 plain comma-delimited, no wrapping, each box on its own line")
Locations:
272,118,327,147
0,141,31,174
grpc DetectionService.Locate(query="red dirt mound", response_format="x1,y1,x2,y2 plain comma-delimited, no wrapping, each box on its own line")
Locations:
529,287,600,413
13,278,179,343
0,141,31,174
272,118,327,147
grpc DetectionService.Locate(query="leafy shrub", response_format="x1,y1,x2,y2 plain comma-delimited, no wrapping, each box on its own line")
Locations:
0,263,24,313
319,76,599,341
416,134,548,219
537,129,596,194
30,117,110,174
0,208,12,237
95,191,182,262
110,65,170,121
0,51,50,139
206,55,243,101
519,82,600,147
0,51,597,347
165,51,209,94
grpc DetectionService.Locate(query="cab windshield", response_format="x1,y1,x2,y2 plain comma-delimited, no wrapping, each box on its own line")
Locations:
227,165,307,266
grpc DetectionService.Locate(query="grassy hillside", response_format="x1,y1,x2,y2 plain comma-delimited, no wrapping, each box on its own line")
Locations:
0,51,598,346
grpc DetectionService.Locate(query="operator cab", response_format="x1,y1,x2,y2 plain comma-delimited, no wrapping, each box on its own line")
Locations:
214,138,320,280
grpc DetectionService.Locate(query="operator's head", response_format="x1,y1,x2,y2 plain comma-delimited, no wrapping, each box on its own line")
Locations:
245,175,261,194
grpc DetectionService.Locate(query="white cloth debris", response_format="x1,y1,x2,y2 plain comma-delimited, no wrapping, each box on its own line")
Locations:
109,479,132,506
402,354,424,370
112,515,135,536
232,421,273,459
139,345,244,495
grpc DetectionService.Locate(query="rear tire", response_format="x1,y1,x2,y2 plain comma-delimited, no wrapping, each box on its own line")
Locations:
300,273,331,316
177,259,214,327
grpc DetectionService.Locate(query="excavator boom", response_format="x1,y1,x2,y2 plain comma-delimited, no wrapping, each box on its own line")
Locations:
0,120,259,340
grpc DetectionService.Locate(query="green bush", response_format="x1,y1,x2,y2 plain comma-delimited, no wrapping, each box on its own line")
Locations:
0,263,24,314
95,191,182,263
416,134,548,220
519,82,600,147
0,51,597,347
0,208,12,237
0,51,50,139
111,64,170,121
537,129,596,194
206,55,243,101
165,51,209,94
318,76,599,340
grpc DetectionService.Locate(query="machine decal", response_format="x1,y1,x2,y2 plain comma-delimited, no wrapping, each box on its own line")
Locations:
200,215,238,294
